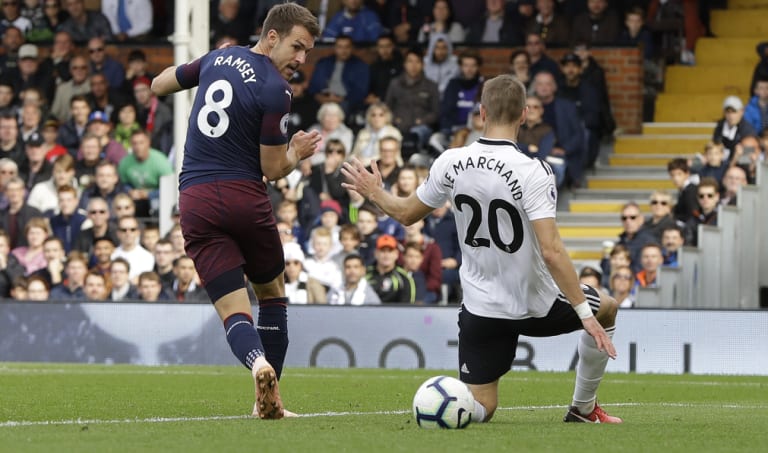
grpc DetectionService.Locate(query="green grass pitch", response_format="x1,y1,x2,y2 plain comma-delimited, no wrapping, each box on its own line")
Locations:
1,364,767,452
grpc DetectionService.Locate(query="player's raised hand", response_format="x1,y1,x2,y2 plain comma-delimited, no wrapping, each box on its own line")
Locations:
341,158,382,200
290,130,321,161
581,317,617,359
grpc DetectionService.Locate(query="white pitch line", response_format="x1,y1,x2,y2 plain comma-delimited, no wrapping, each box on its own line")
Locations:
1,367,766,388
2,402,766,429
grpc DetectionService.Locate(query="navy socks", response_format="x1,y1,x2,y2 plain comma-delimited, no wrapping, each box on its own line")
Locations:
257,297,289,379
223,313,265,370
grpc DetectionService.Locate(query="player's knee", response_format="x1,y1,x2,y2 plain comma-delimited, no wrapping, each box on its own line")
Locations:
596,294,618,326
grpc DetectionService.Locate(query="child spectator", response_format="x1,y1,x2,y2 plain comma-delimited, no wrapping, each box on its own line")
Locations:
667,158,699,223
696,142,728,184
303,226,342,291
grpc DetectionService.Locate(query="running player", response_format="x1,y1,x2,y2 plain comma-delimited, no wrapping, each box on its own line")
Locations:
342,74,622,424
150,4,321,419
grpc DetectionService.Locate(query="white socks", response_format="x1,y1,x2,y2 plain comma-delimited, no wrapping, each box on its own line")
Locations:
473,399,488,423
572,327,615,415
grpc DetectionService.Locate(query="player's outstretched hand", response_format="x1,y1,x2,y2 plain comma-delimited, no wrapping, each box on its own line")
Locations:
290,130,321,161
581,316,617,359
341,158,382,200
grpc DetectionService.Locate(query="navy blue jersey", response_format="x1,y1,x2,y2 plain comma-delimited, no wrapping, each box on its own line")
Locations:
176,46,292,190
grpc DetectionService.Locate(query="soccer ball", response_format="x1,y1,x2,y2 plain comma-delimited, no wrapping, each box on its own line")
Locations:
412,375,474,429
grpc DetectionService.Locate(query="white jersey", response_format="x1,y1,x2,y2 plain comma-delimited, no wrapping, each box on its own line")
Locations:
416,138,560,319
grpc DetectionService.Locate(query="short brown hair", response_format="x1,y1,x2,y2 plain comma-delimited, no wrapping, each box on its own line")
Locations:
480,74,526,126
260,2,320,40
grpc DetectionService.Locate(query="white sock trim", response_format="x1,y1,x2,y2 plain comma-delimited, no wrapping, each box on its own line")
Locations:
473,399,488,423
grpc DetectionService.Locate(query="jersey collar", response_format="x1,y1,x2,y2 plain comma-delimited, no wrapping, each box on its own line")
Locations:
478,137,520,149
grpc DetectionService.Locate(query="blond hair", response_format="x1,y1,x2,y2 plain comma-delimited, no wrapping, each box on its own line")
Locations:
480,74,526,126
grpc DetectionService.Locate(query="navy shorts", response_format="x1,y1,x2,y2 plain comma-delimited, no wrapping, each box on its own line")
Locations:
458,284,602,385
179,179,284,289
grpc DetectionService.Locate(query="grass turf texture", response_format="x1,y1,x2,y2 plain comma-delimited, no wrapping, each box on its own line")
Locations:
1,364,767,452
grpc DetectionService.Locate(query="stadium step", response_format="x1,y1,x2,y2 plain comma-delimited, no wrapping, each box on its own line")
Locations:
728,0,768,8
654,93,741,122
642,122,716,136
557,212,622,224
710,9,768,38
558,225,623,239
613,136,709,154
608,154,693,166
694,38,762,66
586,177,674,190
569,200,650,214
664,65,753,96
592,164,671,176
570,188,656,200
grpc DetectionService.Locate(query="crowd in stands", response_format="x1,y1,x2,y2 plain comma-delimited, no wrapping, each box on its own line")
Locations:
0,0,764,306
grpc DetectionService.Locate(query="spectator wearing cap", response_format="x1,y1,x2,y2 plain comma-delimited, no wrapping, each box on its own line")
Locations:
133,75,172,153
0,0,33,35
303,226,343,291
101,0,153,42
9,43,55,104
121,49,155,101
286,69,320,136
283,241,327,304
80,110,126,165
327,254,381,305
559,51,613,174
713,95,759,167
19,130,52,190
56,94,91,156
58,0,113,44
50,55,91,122
365,233,415,304
85,73,128,124
40,118,67,161
87,36,125,89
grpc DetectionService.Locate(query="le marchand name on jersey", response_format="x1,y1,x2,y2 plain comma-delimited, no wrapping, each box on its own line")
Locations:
443,155,523,200
212,54,258,84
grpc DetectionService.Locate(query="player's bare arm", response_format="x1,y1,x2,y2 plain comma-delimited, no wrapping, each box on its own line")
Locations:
261,130,321,181
531,217,617,359
341,158,433,226
150,66,183,97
